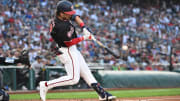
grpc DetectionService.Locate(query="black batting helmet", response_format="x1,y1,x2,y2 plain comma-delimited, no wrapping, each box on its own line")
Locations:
56,0,76,15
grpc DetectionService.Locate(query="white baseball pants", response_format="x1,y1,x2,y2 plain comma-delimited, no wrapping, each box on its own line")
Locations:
46,45,97,89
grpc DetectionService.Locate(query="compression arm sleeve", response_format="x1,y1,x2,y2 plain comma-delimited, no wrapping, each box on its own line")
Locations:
64,37,84,47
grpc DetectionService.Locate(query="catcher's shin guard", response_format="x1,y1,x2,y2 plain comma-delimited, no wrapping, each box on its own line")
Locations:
91,83,106,99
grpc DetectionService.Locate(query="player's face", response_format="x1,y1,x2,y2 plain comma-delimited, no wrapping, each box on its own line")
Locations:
59,12,72,21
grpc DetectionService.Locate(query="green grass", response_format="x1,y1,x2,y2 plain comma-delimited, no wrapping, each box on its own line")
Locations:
10,88,180,100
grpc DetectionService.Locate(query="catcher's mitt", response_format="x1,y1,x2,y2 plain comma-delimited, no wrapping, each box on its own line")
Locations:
19,49,31,67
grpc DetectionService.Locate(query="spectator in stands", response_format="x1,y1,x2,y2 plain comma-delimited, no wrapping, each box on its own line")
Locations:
112,63,119,71
145,64,153,71
31,56,45,88
0,49,30,90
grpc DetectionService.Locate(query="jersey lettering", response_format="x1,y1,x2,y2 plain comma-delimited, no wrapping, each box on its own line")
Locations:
67,26,74,38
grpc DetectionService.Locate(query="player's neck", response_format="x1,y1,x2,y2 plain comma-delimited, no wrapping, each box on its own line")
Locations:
57,16,68,21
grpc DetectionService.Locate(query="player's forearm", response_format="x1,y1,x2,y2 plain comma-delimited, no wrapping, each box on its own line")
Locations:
74,15,92,36
64,37,84,47
74,16,85,28
64,34,93,47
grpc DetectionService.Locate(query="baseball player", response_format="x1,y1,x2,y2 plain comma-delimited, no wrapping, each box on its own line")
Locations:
39,0,116,101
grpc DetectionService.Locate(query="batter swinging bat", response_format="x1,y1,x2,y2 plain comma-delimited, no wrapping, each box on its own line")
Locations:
92,37,120,58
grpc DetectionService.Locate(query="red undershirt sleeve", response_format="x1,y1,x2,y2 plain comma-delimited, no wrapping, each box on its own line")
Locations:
64,37,84,47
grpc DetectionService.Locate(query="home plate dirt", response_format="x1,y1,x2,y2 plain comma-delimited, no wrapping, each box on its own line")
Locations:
12,96,180,101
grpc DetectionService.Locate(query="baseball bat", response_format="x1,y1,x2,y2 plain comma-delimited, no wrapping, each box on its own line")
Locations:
92,37,120,58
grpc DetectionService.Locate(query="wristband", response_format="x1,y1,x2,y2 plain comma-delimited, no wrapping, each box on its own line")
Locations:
80,22,85,28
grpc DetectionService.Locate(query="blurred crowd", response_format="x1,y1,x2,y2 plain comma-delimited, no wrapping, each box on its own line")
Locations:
0,0,179,71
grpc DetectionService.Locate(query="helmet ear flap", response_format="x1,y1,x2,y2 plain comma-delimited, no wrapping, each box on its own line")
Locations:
56,10,60,16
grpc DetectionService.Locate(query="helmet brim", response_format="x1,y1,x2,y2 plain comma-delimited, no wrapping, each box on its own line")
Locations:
64,10,76,15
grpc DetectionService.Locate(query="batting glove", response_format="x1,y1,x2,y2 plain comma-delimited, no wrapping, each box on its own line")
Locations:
83,34,94,40
82,27,91,36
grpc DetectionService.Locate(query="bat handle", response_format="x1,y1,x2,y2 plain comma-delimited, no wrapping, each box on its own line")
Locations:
91,35,96,41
